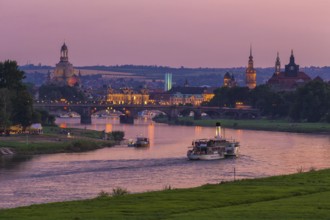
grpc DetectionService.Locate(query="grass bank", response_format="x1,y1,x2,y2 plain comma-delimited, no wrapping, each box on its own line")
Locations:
0,126,124,155
1,168,330,219
154,117,330,134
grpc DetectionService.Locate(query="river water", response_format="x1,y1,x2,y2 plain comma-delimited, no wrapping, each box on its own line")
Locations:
1,118,330,208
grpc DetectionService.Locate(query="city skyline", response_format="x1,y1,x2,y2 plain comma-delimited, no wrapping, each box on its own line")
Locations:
0,0,329,68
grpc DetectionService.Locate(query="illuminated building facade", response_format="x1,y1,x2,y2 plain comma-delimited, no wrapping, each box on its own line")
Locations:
168,87,214,106
202,88,215,102
107,88,149,105
52,43,80,87
245,46,257,89
223,72,237,88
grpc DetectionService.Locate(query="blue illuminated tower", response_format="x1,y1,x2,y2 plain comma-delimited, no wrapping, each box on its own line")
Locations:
164,73,172,91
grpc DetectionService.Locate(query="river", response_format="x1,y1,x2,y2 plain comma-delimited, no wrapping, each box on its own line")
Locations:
0,117,330,208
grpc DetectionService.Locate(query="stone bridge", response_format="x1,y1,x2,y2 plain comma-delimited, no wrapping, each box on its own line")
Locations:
34,103,260,124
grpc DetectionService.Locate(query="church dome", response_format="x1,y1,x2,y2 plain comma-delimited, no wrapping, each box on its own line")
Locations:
224,72,231,79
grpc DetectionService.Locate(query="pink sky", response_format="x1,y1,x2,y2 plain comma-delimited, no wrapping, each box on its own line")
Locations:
0,0,329,67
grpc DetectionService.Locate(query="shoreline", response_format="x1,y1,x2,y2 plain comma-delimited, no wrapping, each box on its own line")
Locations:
1,168,330,219
154,117,330,134
0,126,124,156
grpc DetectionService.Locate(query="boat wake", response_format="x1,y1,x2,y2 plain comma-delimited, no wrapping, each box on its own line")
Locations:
20,158,190,179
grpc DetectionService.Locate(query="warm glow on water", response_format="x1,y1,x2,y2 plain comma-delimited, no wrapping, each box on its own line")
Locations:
105,123,112,133
0,118,330,208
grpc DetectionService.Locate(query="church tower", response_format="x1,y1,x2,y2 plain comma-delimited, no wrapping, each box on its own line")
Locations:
245,46,257,89
223,72,231,87
275,52,281,75
52,43,79,87
284,50,299,77
60,43,69,62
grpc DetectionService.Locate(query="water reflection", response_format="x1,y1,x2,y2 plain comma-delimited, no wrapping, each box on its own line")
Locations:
0,117,329,208
105,123,112,133
194,126,202,137
148,122,155,148
0,155,33,170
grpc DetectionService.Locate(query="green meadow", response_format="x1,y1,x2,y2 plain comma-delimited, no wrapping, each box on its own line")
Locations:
1,169,330,219
0,127,123,155
155,117,330,134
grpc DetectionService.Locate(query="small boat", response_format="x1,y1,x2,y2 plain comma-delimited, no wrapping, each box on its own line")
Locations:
135,137,150,147
69,112,80,118
59,112,80,118
127,139,136,147
58,113,70,118
187,122,239,160
127,137,150,147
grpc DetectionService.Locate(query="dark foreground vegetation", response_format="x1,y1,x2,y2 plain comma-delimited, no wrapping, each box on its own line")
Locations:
0,60,34,129
208,81,330,123
0,60,58,135
1,168,330,219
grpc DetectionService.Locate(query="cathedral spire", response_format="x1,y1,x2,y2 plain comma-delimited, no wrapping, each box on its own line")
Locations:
289,49,295,65
249,44,253,58
248,45,254,69
275,52,281,75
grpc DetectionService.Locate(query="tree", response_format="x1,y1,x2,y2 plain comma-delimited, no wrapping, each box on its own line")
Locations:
33,109,56,125
249,85,293,118
11,86,33,127
208,86,250,108
0,60,33,129
0,88,13,130
39,84,85,101
0,60,25,89
290,81,330,122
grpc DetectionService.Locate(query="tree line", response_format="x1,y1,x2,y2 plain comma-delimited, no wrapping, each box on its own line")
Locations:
0,60,54,131
208,81,330,123
39,84,85,102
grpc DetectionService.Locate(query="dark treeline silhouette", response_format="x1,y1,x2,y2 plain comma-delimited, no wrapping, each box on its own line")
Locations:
39,84,85,102
0,60,54,130
208,81,330,122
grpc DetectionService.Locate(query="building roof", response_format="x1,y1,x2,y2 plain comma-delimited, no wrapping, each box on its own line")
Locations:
203,87,217,94
267,71,311,90
224,72,231,79
313,76,323,82
168,86,208,95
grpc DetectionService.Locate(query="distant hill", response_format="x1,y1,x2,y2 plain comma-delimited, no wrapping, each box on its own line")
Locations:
20,64,330,87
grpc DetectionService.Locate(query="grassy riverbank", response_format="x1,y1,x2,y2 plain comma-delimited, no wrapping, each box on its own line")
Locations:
155,116,330,134
0,126,124,155
1,168,330,219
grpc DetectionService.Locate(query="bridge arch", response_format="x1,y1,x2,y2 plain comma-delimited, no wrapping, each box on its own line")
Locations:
34,103,260,124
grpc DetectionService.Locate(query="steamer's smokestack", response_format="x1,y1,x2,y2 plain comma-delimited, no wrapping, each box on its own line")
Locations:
216,122,221,138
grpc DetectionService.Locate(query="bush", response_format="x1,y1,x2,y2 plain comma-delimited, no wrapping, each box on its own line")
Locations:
309,167,316,172
296,167,304,173
163,185,173,191
97,190,111,198
66,140,99,152
108,131,124,141
111,187,129,197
